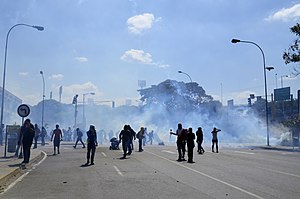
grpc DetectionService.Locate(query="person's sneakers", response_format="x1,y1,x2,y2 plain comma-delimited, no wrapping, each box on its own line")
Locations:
216,151,219,153
53,153,56,156
188,161,195,163
176,159,182,162
84,162,89,166
182,158,187,161
82,146,86,148
90,162,94,165
120,156,126,159
58,151,60,154
73,146,76,149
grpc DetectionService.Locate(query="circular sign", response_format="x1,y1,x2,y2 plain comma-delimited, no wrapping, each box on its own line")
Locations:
17,104,30,117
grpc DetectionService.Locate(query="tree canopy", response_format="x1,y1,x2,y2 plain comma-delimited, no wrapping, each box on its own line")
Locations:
138,79,221,114
283,23,300,76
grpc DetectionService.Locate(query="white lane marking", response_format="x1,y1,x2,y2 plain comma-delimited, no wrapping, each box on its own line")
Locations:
257,167,300,178
146,151,265,199
101,152,107,157
113,165,124,177
234,151,255,155
162,150,176,154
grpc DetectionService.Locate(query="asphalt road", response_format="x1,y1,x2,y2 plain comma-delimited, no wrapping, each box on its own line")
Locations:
1,143,300,199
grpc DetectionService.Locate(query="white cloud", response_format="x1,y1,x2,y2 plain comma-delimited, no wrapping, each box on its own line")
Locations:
49,74,64,81
19,72,28,76
75,56,88,63
61,82,102,103
266,4,300,21
127,13,155,34
121,49,152,64
120,49,169,68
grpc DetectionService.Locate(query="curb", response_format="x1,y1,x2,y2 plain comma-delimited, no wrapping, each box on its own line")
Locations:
0,150,46,193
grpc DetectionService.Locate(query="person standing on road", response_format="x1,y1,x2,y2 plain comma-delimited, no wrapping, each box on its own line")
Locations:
137,127,145,152
40,126,47,146
211,127,221,153
127,125,136,155
33,124,40,149
18,119,35,166
186,128,195,163
51,124,63,155
84,125,98,166
196,127,205,154
170,123,187,161
73,128,85,149
119,125,131,159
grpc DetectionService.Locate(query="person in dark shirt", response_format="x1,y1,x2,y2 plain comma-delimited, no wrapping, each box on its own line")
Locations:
196,127,205,154
211,127,221,153
119,125,131,159
33,124,40,149
84,125,98,166
73,128,85,149
51,124,63,155
136,127,145,152
170,123,187,161
18,119,35,166
186,128,195,163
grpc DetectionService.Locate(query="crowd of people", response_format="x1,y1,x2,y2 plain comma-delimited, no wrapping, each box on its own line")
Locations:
15,118,221,168
170,123,221,163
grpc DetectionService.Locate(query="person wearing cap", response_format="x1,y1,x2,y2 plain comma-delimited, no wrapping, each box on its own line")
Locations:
84,125,98,165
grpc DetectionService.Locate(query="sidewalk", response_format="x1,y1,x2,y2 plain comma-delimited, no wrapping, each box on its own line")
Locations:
0,145,45,193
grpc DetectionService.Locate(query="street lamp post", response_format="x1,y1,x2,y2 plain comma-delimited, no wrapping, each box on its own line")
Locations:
40,71,45,142
231,38,273,146
1,24,44,157
178,70,192,82
82,92,95,131
72,94,79,129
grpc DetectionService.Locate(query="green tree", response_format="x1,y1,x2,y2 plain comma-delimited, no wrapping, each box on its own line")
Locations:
283,23,300,76
138,79,220,114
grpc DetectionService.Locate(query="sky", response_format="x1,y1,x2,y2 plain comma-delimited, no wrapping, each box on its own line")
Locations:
0,0,299,107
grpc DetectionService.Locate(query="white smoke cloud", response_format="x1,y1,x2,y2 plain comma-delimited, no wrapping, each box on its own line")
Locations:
127,13,155,34
75,56,89,63
266,4,300,21
49,74,64,81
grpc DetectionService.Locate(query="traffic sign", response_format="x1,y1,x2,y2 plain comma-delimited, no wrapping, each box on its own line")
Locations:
274,87,290,101
17,104,30,117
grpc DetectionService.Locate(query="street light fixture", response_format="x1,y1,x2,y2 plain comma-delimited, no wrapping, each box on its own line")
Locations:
82,92,95,131
178,70,192,82
40,71,45,140
1,23,44,156
231,38,273,146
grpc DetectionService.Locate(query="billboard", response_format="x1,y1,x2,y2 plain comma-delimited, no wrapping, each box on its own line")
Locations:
274,87,290,101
